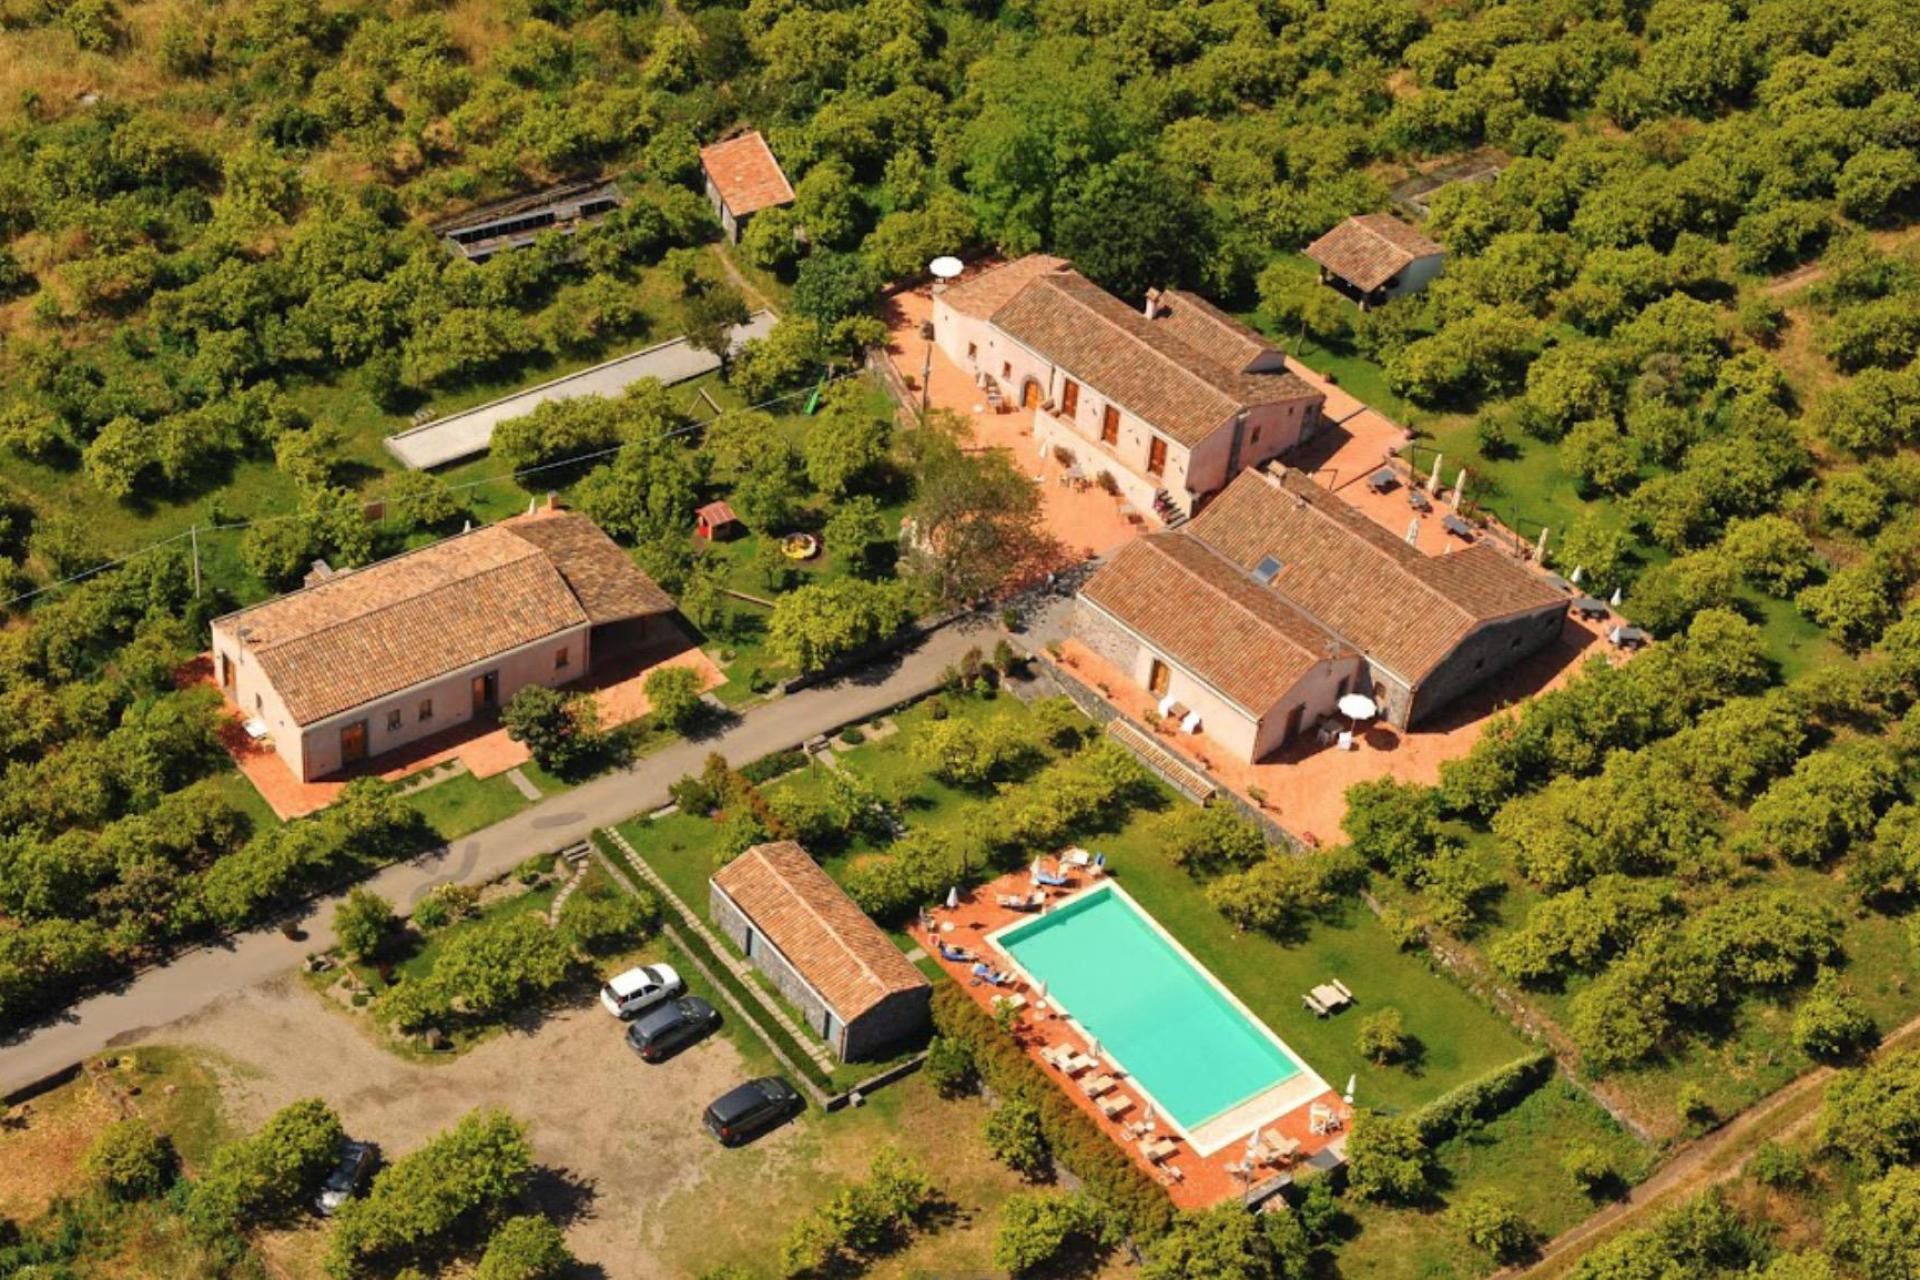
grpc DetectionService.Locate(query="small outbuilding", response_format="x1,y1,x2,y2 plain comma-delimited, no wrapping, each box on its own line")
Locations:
695,500,740,541
699,131,795,244
1304,214,1447,308
710,841,931,1062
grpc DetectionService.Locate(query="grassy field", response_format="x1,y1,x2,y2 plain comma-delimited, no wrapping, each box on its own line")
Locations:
1339,1077,1656,1280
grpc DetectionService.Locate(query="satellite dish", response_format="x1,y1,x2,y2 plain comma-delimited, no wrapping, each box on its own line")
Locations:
929,255,964,280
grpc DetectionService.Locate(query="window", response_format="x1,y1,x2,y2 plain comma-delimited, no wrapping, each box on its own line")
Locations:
420,698,433,722
387,709,403,732
1147,436,1168,476
255,693,263,712
1101,405,1120,445
1061,378,1080,417
1001,361,1011,379
555,646,571,670
967,342,977,360
1250,425,1263,445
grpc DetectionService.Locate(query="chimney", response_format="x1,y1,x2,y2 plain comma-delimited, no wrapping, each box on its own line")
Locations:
1143,287,1162,319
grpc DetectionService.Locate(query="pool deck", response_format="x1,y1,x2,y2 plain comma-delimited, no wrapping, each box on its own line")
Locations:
926,866,1351,1209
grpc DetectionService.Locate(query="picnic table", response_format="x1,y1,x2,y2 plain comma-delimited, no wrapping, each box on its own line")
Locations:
1609,625,1649,649
1311,981,1353,1010
1442,513,1473,538
1571,595,1610,619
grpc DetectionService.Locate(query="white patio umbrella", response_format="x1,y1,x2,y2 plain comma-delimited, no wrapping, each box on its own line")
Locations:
1571,565,1584,585
945,886,958,911
1338,692,1377,733
1345,1074,1357,1105
1610,586,1623,608
1454,467,1469,509
1087,1036,1102,1061
1404,518,1420,545
1141,1100,1156,1130
1535,526,1549,561
1427,452,1443,494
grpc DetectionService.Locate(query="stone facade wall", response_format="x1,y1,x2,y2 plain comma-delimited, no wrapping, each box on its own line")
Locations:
1409,604,1564,726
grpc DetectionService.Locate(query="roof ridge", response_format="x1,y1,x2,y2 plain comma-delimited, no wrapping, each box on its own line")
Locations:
1149,535,1340,662
219,521,512,632
1038,274,1247,412
248,542,563,654
1270,471,1474,626
752,843,892,998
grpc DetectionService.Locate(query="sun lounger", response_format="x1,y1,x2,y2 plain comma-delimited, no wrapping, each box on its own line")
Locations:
1098,1093,1132,1119
997,892,1042,911
937,942,975,962
1142,1136,1178,1162
1062,848,1093,868
1034,869,1072,888
971,963,1013,986
1061,1052,1098,1075
1079,1074,1117,1098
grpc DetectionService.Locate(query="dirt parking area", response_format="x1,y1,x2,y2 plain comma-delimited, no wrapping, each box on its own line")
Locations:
146,970,772,1278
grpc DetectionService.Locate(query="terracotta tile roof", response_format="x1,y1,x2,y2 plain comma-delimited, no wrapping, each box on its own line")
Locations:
712,841,930,1021
506,511,675,623
1082,535,1352,714
990,271,1321,448
940,254,1070,320
1304,214,1446,292
1149,290,1278,372
1185,468,1564,683
220,515,670,726
699,132,794,217
696,500,737,525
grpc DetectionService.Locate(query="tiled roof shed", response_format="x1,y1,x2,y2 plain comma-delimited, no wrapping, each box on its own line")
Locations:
217,513,671,727
1304,214,1445,293
699,132,795,217
711,842,930,1023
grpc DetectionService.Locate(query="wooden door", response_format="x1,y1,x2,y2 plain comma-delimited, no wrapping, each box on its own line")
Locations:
1021,380,1041,410
1101,405,1120,445
471,670,499,715
1148,658,1171,697
1061,378,1080,417
340,720,368,766
1281,703,1303,746
1147,436,1168,476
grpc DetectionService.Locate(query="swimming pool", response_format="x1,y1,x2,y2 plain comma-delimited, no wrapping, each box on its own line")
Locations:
992,882,1323,1150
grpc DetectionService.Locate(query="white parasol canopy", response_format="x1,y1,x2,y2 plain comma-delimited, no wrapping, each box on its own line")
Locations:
1610,586,1623,607
929,255,964,280
1338,693,1377,721
1087,1036,1102,1061
1345,1074,1357,1105
945,886,958,911
1142,1100,1155,1129
1571,565,1584,585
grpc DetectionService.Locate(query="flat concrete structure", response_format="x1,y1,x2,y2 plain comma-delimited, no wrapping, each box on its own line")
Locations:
384,310,777,470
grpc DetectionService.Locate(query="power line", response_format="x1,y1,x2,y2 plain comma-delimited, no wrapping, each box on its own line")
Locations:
2,370,861,610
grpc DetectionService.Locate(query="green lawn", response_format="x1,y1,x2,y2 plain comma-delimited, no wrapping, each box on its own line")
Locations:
406,771,532,842
393,879,561,986
1340,1078,1656,1280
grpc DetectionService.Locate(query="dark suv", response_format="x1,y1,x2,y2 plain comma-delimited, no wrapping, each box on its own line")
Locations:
625,996,721,1062
702,1076,803,1146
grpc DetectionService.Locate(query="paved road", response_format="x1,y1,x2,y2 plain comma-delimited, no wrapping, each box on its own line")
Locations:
384,310,777,469
0,623,985,1097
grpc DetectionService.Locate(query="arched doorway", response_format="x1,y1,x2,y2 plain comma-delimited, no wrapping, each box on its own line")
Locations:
1020,378,1043,410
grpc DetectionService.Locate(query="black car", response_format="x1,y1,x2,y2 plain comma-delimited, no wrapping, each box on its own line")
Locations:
626,996,721,1062
702,1076,804,1146
315,1139,377,1216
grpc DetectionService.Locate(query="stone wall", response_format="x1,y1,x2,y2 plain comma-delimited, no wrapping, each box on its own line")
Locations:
1410,605,1564,726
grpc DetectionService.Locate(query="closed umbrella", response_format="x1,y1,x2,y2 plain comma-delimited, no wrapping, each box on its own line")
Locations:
1427,452,1443,494
945,886,958,911
1142,1101,1155,1130
1087,1036,1102,1061
1610,586,1623,608
1571,565,1584,585
1345,1074,1357,1105
1454,467,1469,509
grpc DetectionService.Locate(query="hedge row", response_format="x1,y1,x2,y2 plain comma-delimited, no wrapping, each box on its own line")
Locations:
930,983,1174,1240
1405,1051,1556,1148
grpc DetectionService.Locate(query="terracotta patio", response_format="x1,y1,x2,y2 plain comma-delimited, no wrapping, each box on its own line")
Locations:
924,866,1349,1209
1054,605,1617,843
883,283,1142,566
195,625,724,820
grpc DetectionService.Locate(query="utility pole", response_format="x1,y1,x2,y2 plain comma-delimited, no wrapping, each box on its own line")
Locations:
189,524,201,598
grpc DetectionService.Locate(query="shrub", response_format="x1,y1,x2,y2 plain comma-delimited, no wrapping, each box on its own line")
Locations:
1448,1191,1534,1262
559,888,657,955
993,1192,1109,1275
644,666,706,733
984,1098,1051,1180
740,750,807,785
1344,1111,1431,1203
840,727,867,746
777,1149,936,1277
476,1215,573,1280
334,887,396,962
1563,1143,1617,1197
188,1099,344,1238
413,883,479,932
1792,967,1878,1061
1356,1008,1412,1065
84,1119,174,1201
1747,1141,1811,1190
1406,1054,1554,1146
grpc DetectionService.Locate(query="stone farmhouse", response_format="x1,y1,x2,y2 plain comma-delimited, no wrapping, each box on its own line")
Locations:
210,511,673,782
1075,466,1567,762
931,256,1329,522
711,841,932,1062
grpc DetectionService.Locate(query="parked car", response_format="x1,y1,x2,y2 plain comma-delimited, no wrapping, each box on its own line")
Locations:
599,963,683,1018
626,996,722,1062
703,1076,804,1146
315,1139,376,1216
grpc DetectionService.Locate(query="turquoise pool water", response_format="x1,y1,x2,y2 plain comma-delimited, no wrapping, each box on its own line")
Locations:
996,885,1301,1131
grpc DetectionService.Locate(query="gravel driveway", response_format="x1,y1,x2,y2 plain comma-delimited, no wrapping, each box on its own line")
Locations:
150,972,782,1277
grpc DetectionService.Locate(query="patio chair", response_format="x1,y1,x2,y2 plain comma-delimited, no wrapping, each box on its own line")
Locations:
1337,731,1355,751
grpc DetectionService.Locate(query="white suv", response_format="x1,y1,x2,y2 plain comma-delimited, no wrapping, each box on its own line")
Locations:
600,963,684,1018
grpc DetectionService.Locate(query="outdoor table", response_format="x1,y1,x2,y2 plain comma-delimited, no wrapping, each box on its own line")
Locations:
1368,468,1395,493
1407,489,1432,512
1310,983,1350,1010
1442,513,1472,537
1571,596,1609,618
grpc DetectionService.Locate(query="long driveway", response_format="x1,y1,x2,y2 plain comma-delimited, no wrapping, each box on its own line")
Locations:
0,623,985,1097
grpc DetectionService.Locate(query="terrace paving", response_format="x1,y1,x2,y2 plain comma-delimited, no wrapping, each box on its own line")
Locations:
925,868,1349,1210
